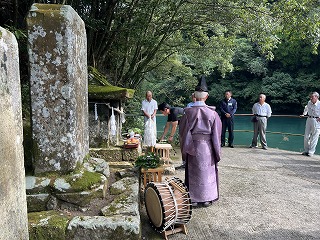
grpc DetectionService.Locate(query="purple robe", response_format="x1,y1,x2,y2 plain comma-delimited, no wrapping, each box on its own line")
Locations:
179,105,222,203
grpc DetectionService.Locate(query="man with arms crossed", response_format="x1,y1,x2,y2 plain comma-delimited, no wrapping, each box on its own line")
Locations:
301,92,320,157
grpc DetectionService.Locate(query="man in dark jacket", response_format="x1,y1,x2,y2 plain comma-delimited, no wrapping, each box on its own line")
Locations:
219,90,237,148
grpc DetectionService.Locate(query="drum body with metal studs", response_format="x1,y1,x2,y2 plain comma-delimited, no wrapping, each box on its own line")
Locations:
144,177,192,232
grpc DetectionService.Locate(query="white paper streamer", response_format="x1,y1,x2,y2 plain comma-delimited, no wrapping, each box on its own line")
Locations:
110,107,117,136
94,103,98,120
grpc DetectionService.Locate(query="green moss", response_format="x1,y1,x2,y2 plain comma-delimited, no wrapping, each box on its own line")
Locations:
87,66,135,99
33,3,63,12
108,205,118,213
73,161,82,173
114,194,130,204
83,153,91,162
98,141,109,148
28,211,71,240
66,170,103,191
107,225,140,240
88,85,135,100
88,66,112,86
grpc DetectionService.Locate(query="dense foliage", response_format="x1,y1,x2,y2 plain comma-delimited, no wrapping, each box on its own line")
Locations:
1,0,319,116
135,152,161,169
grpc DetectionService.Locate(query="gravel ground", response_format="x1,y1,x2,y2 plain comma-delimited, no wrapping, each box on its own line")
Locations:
141,146,320,240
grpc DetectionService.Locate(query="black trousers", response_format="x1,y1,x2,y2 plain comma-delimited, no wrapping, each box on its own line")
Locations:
221,117,234,145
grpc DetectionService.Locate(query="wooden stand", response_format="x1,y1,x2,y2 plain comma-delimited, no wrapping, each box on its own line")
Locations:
141,167,164,188
154,143,172,165
162,224,187,240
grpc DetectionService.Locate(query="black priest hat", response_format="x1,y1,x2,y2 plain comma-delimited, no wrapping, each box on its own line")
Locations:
195,75,208,92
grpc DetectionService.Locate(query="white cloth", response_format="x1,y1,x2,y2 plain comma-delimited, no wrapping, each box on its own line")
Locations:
94,103,98,120
303,100,320,154
302,105,308,116
143,118,157,147
141,99,158,122
141,99,158,146
252,102,272,117
110,107,116,136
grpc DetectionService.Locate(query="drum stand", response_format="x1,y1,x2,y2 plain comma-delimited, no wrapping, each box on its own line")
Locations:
162,178,189,240
162,224,188,240
154,143,172,165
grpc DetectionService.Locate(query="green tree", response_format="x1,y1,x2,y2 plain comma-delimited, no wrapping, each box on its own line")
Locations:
1,0,320,112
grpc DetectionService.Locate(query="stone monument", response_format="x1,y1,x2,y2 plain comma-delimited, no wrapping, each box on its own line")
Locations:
27,4,89,174
0,27,29,239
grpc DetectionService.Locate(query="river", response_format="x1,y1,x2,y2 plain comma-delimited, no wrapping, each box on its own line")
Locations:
155,115,319,155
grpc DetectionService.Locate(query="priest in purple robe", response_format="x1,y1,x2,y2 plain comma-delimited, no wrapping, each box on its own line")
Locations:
179,76,222,207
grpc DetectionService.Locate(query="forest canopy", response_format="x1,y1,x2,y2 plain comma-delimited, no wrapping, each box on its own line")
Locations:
0,0,319,114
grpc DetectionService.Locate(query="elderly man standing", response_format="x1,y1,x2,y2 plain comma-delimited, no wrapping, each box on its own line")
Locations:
141,91,158,147
179,76,222,207
302,92,320,157
250,93,272,150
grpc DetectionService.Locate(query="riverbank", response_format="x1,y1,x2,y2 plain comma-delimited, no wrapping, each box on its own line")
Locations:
141,146,320,239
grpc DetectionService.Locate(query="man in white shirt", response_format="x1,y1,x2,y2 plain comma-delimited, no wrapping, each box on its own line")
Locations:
141,91,158,147
250,94,272,150
302,92,320,157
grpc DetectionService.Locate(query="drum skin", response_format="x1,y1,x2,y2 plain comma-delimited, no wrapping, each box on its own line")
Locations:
144,178,192,232
145,186,163,227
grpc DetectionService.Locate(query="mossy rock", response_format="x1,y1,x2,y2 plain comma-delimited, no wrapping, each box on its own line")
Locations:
122,148,140,161
56,190,102,207
88,66,112,86
26,176,51,195
65,170,105,192
89,148,123,162
109,177,138,195
101,192,139,216
52,170,105,193
88,85,134,100
66,215,140,240
87,66,134,100
28,210,71,240
27,194,50,213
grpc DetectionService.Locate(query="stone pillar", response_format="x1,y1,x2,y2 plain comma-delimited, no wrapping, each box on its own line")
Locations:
27,4,89,174
0,27,29,239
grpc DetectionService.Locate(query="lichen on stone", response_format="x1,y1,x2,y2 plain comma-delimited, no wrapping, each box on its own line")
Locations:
65,170,104,192
28,210,71,240
54,178,71,192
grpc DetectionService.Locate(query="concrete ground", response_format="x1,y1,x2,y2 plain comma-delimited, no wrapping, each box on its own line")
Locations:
141,146,320,240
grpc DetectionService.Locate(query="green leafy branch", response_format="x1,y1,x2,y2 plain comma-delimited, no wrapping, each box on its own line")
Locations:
135,152,162,169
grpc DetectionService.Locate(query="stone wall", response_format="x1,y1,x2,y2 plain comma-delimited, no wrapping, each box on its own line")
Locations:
0,27,29,239
27,4,89,174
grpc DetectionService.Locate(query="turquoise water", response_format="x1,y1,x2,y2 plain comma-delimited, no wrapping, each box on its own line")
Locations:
155,115,320,155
